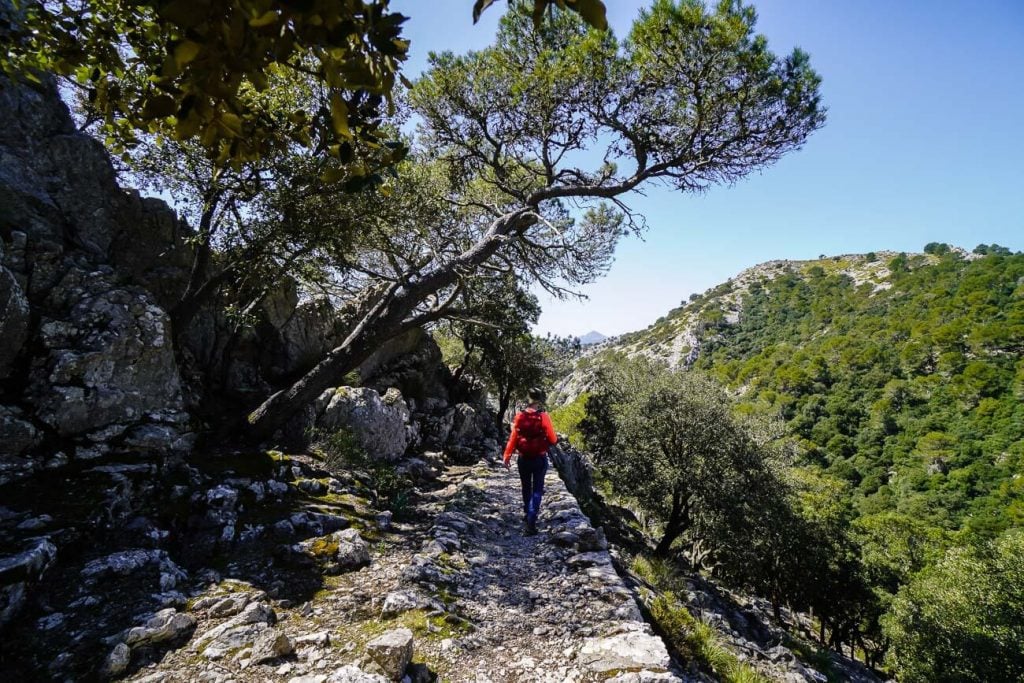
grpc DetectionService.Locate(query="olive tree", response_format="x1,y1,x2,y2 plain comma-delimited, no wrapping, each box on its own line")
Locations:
247,0,825,436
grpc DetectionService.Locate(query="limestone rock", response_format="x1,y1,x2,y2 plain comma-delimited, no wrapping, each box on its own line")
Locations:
122,608,196,647
103,642,132,677
577,630,672,675
0,536,57,627
446,403,488,450
201,622,268,660
298,528,370,574
275,297,344,377
29,273,183,436
81,549,187,591
364,628,414,681
548,441,597,503
325,665,389,683
380,590,443,618
250,627,294,663
314,387,412,461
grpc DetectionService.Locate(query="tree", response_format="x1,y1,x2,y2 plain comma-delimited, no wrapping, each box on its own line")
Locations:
442,277,544,426
882,529,1024,682
473,0,609,30
1,0,609,165
247,0,826,436
1,0,409,166
582,357,783,558
119,100,396,337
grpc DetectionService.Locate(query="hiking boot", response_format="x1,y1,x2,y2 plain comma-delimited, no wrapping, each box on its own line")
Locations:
525,520,538,536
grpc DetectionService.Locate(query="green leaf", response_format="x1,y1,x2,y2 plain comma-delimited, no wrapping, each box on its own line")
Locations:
219,112,243,137
330,94,351,138
173,40,201,66
249,10,279,28
321,166,345,183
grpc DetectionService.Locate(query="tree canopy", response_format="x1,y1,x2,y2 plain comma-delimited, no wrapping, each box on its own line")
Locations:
247,0,825,434
1,0,410,166
882,529,1024,682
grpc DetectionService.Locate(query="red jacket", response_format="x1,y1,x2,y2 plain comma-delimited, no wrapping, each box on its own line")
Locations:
503,407,558,463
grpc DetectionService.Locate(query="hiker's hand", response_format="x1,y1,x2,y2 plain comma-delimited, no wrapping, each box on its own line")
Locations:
503,459,511,470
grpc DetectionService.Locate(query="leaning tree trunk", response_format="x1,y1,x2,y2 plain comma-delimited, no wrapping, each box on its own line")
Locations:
246,293,406,438
496,387,512,432
654,489,690,557
246,210,536,439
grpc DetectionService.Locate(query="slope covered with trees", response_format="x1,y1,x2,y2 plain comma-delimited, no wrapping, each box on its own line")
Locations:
689,247,1024,538
560,246,1024,679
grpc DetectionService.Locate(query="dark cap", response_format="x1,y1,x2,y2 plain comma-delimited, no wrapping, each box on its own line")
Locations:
528,387,547,403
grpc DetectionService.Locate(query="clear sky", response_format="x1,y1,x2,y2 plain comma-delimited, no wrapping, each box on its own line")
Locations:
395,0,1024,337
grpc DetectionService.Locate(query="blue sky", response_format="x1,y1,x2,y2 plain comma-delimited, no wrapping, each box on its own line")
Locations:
396,1,1024,337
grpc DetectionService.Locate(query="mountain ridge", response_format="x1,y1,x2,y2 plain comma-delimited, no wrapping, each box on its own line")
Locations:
555,246,990,403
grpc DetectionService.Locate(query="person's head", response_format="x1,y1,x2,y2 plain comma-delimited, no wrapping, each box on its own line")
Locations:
527,387,547,405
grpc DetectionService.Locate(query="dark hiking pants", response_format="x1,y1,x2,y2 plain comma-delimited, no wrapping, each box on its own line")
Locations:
518,455,548,525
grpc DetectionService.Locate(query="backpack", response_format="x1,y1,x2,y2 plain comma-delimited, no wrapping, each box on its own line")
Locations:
516,409,550,457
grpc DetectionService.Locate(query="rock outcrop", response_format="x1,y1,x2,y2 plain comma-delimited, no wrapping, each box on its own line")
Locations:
313,387,417,462
0,70,195,482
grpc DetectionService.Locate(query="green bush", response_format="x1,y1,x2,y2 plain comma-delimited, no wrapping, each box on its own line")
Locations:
549,392,589,448
314,427,413,517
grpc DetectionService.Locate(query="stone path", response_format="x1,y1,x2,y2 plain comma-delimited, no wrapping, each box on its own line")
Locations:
110,453,683,682
399,457,682,682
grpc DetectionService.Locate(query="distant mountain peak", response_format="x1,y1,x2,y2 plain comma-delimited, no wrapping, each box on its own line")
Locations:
578,331,607,346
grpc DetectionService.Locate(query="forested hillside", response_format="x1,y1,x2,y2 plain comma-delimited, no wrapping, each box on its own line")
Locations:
571,246,1024,536
556,245,1024,679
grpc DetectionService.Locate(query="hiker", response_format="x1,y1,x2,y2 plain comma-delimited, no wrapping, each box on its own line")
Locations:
503,387,558,535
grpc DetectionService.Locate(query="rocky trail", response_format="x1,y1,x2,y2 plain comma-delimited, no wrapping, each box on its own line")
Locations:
118,454,681,683
1,445,683,682
121,450,679,679
397,457,678,682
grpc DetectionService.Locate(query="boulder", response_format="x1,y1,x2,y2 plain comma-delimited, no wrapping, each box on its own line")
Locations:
0,536,58,627
297,528,370,574
102,642,132,678
121,608,196,647
250,627,294,663
362,331,451,404
548,440,597,504
80,549,187,592
446,403,486,449
380,590,443,618
325,665,389,683
273,297,345,378
364,628,414,680
201,622,269,660
577,630,672,675
315,387,412,461
107,193,193,309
